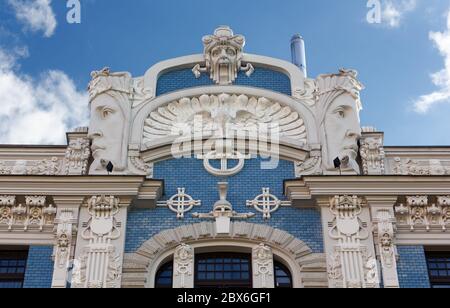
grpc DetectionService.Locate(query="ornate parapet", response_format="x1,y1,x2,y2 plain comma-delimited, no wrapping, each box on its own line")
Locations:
384,147,450,175
0,157,63,175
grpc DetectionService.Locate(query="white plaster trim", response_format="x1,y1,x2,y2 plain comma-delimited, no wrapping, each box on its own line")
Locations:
122,222,327,288
142,54,305,100
130,86,318,149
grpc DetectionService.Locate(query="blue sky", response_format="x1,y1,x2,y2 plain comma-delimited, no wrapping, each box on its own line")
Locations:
0,0,450,145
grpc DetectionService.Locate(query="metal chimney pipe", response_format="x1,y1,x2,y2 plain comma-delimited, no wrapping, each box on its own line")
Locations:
291,34,307,78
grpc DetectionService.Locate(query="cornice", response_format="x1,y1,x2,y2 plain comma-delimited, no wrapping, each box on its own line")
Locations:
285,176,450,200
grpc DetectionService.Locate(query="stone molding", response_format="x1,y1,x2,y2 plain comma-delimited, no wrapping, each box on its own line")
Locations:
122,222,327,288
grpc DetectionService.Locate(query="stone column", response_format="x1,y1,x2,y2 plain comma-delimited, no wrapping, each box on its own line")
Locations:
252,243,275,288
72,195,131,288
368,196,399,288
173,244,194,288
51,196,83,288
319,196,379,288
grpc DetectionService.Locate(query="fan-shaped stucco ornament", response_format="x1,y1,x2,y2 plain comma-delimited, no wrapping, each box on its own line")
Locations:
142,93,307,145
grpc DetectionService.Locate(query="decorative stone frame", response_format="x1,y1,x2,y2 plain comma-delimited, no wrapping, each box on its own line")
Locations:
122,222,327,288
142,54,306,101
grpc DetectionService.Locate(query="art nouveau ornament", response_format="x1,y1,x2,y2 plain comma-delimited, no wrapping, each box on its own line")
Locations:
247,188,291,220
193,182,254,234
157,188,201,219
360,130,385,175
193,26,254,85
395,196,450,232
52,208,79,288
373,209,399,288
0,196,56,231
252,244,275,288
392,157,450,175
199,150,249,177
327,195,377,288
316,69,363,174
88,68,132,174
0,158,62,175
73,195,122,288
143,94,307,147
173,244,194,288
65,132,91,175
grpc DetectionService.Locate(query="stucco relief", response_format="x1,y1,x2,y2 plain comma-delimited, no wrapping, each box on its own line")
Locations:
193,26,254,85
316,69,363,174
390,157,450,175
83,27,369,177
88,68,132,174
142,93,308,147
0,157,62,175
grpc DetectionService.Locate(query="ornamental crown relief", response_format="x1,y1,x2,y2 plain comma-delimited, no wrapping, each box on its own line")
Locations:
85,26,368,177
193,26,254,85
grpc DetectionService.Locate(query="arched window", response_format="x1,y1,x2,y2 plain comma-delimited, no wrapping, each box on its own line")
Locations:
155,260,173,288
195,253,252,288
274,261,293,288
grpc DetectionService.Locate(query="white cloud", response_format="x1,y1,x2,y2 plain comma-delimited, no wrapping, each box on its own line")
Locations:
0,47,88,145
382,0,417,28
414,11,450,113
8,0,57,37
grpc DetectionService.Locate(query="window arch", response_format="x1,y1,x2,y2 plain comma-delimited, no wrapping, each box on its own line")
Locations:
155,260,173,288
274,261,293,288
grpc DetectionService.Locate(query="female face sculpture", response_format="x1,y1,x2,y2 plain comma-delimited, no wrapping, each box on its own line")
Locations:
323,93,362,172
88,93,127,173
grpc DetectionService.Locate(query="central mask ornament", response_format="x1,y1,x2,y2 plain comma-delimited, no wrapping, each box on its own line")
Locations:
193,26,254,85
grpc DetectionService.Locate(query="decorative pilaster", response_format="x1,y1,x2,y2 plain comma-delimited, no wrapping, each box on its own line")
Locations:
51,196,83,288
173,244,194,288
252,243,275,288
320,196,378,288
72,195,130,288
368,196,399,288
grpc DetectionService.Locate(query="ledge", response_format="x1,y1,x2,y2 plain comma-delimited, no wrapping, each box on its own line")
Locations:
285,175,450,203
0,176,163,204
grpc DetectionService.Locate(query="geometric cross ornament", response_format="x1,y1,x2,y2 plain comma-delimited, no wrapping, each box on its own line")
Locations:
247,188,291,220
157,188,201,219
198,151,250,177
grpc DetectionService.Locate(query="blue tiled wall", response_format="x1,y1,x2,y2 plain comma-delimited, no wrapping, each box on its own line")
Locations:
156,68,292,96
397,246,431,288
125,158,323,253
23,246,54,288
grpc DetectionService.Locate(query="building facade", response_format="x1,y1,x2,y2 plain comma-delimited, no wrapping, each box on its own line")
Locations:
1,26,449,289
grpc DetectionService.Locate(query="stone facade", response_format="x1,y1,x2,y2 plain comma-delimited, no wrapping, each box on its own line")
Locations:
0,26,449,289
